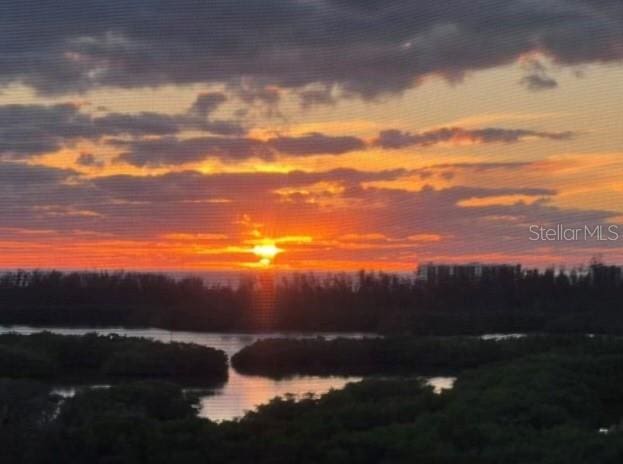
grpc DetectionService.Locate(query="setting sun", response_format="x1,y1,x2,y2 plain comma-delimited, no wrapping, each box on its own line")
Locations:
252,242,283,266
2,2,623,461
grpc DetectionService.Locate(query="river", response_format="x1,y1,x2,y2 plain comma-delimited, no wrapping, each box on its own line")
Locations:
0,325,456,421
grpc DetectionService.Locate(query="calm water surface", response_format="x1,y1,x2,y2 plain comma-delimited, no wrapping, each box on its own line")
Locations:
0,326,370,420
1,326,455,421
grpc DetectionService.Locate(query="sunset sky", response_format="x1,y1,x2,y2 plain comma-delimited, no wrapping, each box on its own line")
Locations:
1,0,623,271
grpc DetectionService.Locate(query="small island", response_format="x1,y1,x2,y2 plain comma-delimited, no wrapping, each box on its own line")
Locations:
0,332,228,385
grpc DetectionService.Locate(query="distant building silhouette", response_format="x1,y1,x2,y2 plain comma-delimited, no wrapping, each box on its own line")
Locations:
416,262,522,283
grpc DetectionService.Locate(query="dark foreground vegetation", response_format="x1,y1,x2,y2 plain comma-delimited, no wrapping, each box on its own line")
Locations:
3,264,623,334
0,332,227,384
3,338,623,463
232,334,623,377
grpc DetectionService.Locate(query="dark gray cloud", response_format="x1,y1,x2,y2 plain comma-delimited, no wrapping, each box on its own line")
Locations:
299,88,337,108
187,92,247,134
189,92,227,117
234,84,281,107
0,104,91,158
114,136,271,166
94,168,407,203
0,98,575,164
115,132,367,166
0,161,92,229
0,162,76,186
348,184,622,260
519,59,559,91
0,103,189,159
520,73,559,91
375,127,574,149
0,1,620,97
0,165,407,240
95,93,246,136
267,133,365,156
75,153,104,167
116,125,575,166
0,98,245,159
93,112,188,135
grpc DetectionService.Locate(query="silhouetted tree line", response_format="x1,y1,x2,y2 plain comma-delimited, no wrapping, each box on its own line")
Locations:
231,335,623,377
2,264,623,333
0,332,227,384
0,270,250,330
4,340,623,463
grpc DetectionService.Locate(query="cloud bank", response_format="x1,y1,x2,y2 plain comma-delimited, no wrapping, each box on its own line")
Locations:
0,1,620,98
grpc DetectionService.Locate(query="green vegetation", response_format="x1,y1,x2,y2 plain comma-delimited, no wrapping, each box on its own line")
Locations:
3,333,623,462
4,342,623,463
231,335,623,377
3,266,623,334
0,332,228,384
0,379,59,463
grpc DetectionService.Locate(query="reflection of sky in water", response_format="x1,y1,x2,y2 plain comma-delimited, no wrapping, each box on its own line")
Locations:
198,374,457,422
425,376,456,394
197,370,362,422
51,375,457,422
480,333,526,341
